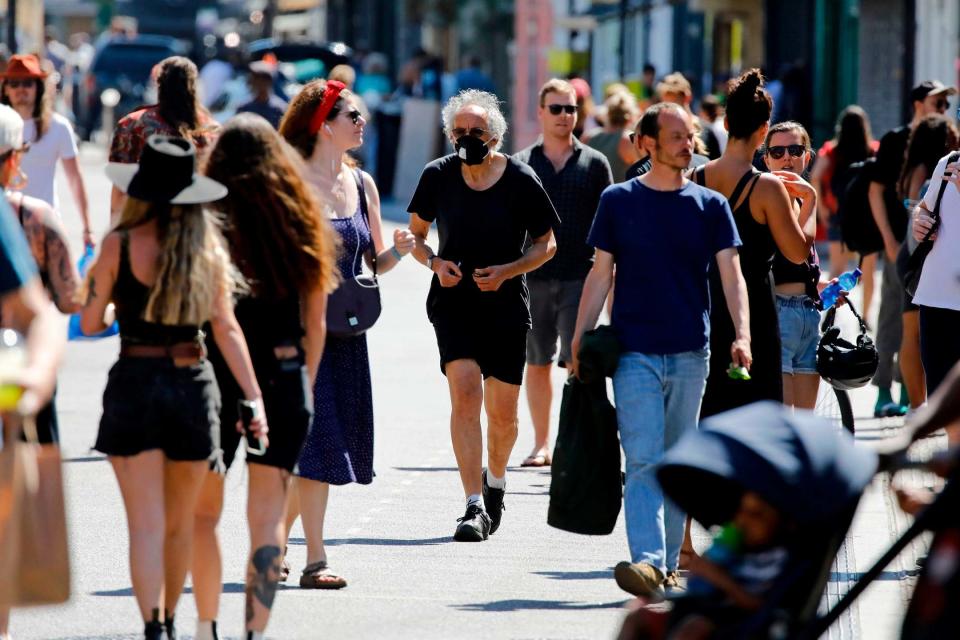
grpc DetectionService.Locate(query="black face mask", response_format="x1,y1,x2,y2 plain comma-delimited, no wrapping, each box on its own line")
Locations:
455,135,490,166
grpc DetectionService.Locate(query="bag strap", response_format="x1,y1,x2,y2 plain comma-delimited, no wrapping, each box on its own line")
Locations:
923,151,960,241
353,168,378,277
693,165,706,186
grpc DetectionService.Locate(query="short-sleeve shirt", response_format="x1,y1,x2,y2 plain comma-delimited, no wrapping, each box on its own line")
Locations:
407,154,559,329
914,153,960,311
588,179,740,354
0,196,37,296
514,138,612,281
870,125,911,240
109,105,219,164
16,114,78,209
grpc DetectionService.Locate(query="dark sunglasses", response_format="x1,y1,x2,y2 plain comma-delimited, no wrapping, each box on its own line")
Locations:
546,104,577,115
342,109,362,125
452,127,488,139
766,144,807,159
4,79,33,89
935,99,950,110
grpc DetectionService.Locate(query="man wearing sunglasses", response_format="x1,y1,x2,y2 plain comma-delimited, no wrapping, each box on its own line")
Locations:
514,79,613,468
868,79,956,417
0,54,93,248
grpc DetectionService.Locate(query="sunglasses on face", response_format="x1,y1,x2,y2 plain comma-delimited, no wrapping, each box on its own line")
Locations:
452,127,488,139
546,104,577,115
766,144,806,159
935,99,950,110
4,80,33,90
342,109,362,125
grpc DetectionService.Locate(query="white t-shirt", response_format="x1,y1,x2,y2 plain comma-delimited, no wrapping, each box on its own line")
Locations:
17,113,78,209
914,153,960,310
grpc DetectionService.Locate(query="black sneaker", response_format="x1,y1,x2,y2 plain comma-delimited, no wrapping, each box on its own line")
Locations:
482,469,506,534
454,503,491,541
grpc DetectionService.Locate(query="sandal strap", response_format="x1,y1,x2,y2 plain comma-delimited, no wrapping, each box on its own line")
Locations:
302,560,329,575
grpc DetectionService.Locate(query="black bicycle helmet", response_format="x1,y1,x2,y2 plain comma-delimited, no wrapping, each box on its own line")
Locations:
816,299,878,390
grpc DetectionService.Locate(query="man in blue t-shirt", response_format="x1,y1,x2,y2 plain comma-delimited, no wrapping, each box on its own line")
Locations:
571,102,751,598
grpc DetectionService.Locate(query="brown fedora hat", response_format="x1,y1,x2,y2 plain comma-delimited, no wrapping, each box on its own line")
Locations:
1,54,49,80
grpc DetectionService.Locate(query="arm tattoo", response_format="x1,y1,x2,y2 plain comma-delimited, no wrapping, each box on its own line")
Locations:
245,545,282,624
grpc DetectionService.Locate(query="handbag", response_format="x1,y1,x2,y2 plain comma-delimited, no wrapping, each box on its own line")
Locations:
325,169,382,338
903,151,960,298
0,416,71,606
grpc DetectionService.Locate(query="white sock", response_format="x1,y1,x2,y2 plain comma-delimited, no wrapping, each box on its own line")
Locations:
195,620,218,640
486,470,506,489
467,494,485,510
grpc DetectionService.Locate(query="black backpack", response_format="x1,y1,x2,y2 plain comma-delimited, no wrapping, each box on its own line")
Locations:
838,158,884,255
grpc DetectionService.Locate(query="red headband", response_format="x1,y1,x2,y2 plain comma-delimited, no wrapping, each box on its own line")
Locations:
309,80,347,136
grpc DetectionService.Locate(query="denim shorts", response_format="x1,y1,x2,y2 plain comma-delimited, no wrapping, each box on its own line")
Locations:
95,357,221,461
776,295,821,375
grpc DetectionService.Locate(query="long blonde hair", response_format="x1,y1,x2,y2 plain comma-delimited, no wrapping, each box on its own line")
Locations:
115,197,244,325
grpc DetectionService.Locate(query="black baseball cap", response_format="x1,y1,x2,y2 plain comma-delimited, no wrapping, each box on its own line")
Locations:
910,80,957,103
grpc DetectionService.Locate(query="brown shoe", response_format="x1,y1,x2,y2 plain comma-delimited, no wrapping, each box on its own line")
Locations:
614,561,665,598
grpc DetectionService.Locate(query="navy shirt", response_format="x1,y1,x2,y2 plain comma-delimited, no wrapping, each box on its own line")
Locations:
588,179,740,354
0,197,37,297
236,94,289,129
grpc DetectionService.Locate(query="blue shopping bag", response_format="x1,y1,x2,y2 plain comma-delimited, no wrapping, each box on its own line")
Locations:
67,245,119,340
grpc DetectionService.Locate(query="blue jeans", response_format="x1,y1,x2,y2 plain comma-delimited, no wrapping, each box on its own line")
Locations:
613,350,709,574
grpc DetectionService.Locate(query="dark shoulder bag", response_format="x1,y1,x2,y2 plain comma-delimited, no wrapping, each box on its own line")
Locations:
326,170,382,337
903,151,960,298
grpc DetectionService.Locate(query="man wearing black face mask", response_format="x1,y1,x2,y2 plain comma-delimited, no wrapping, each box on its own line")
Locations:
408,90,559,542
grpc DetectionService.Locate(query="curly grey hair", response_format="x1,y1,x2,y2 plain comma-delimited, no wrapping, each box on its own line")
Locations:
441,89,507,151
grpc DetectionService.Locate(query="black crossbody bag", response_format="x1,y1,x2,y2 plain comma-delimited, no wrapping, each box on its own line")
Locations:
326,170,382,337
903,151,960,298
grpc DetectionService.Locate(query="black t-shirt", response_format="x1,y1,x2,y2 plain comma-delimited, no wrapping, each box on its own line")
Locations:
408,154,559,329
870,125,911,240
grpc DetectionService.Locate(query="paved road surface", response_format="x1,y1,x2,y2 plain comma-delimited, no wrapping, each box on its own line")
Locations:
9,145,931,639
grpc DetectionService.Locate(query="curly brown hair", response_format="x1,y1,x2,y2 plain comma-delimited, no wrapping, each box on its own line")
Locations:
278,78,351,159
205,113,339,300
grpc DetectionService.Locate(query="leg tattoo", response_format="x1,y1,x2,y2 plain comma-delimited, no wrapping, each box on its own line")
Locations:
245,545,282,624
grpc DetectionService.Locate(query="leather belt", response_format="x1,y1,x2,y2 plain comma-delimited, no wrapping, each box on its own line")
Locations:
120,342,205,360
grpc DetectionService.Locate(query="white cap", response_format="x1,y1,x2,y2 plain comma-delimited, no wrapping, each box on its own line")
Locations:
0,105,24,154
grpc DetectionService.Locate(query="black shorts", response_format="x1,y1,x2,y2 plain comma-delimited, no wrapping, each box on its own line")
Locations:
433,322,528,386
18,390,58,444
95,357,221,461
215,353,312,472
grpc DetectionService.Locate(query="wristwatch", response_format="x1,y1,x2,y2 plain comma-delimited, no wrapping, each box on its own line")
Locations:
427,255,436,271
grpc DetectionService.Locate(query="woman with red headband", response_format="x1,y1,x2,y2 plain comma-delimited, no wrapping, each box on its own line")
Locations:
278,79,415,589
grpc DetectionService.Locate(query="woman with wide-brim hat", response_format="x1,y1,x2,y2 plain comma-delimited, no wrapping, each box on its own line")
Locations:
81,134,267,640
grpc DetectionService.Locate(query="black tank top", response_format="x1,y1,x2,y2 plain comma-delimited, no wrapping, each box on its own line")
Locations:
113,230,203,345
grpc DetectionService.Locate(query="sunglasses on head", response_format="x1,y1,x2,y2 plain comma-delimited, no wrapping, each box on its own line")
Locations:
546,104,577,115
452,127,488,139
4,79,33,89
342,109,362,125
766,144,806,159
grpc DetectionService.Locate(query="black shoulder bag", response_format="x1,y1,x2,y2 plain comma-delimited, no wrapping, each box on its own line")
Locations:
903,151,960,298
326,170,382,337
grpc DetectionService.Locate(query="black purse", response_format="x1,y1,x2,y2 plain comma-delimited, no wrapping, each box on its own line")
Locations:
903,151,959,298
325,170,382,338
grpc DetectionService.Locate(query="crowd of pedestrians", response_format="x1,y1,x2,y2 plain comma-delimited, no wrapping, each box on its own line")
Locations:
2,45,960,640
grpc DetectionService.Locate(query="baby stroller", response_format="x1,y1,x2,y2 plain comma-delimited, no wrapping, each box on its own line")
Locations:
645,401,877,639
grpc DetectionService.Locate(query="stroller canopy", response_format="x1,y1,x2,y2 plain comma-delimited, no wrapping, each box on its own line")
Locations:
658,402,877,528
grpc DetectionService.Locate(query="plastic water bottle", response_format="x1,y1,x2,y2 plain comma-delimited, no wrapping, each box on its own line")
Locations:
820,268,862,309
686,523,743,597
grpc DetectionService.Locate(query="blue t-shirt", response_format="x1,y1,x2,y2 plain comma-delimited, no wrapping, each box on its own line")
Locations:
588,179,740,355
0,197,37,297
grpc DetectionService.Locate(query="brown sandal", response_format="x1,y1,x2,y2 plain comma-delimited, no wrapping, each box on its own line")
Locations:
299,560,347,590
279,546,290,582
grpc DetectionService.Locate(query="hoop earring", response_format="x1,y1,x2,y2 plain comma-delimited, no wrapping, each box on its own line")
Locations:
8,168,26,191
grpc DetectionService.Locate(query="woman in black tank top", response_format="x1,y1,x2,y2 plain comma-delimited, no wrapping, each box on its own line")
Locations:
82,136,266,640
191,114,340,638
694,70,814,419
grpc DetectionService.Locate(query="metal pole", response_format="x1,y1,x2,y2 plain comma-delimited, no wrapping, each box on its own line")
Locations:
618,0,627,79
7,0,17,54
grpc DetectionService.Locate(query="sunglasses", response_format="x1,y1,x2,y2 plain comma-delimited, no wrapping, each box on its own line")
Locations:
4,79,33,89
452,127,489,139
766,144,807,159
935,99,950,110
342,109,362,125
546,104,577,115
